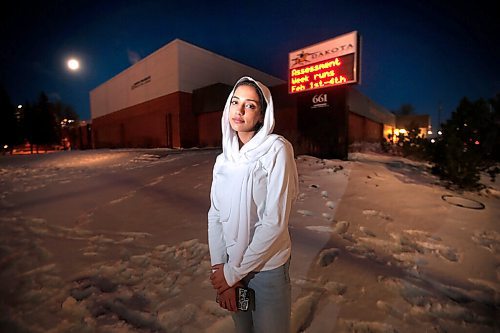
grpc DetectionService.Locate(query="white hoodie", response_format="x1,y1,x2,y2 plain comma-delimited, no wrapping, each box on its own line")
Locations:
207,76,299,287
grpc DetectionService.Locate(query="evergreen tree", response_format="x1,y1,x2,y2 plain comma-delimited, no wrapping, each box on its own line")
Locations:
0,85,20,151
432,96,499,188
33,92,60,146
52,100,79,124
21,102,36,153
487,93,500,162
53,100,79,149
1,88,80,153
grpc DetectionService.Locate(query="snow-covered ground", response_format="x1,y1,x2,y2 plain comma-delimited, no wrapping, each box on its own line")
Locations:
0,148,498,332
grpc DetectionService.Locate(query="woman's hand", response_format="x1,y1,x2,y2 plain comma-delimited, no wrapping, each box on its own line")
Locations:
216,281,244,312
210,264,230,294
216,286,238,312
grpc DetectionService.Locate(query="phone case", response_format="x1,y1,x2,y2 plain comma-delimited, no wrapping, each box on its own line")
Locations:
236,286,255,311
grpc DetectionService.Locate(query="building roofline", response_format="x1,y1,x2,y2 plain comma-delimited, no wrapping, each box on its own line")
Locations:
90,38,284,94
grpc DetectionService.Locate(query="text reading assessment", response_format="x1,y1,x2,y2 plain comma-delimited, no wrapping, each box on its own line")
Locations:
289,53,355,93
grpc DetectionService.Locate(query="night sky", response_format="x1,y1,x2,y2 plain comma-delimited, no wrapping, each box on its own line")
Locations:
1,0,498,130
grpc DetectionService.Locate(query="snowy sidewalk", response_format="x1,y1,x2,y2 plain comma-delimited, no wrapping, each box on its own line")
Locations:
0,150,498,332
288,152,499,332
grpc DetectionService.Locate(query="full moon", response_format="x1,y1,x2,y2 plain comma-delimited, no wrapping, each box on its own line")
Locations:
67,58,80,71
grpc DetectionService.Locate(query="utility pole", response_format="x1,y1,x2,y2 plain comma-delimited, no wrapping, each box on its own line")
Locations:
438,102,442,130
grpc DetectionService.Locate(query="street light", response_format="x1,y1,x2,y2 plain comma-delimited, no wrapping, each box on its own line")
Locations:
16,104,22,121
60,118,75,127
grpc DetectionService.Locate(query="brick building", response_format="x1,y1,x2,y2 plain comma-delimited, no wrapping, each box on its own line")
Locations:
90,39,395,158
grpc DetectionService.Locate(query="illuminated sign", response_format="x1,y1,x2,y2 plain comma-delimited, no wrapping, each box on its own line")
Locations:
290,54,355,93
289,31,360,94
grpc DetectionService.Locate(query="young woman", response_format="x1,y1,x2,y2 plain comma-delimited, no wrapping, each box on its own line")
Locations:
208,76,298,332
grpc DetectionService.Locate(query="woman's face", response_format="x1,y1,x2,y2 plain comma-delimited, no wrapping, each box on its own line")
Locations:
229,84,264,135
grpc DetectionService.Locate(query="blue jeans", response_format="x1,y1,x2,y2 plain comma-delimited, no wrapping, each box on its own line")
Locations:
232,258,291,333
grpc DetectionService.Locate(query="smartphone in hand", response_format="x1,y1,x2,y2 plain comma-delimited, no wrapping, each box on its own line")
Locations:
236,287,255,311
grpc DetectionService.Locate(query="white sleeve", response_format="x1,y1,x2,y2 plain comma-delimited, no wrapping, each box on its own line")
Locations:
207,160,227,266
224,142,297,286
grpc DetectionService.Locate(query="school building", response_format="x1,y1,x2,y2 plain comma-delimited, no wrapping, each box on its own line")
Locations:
90,39,396,158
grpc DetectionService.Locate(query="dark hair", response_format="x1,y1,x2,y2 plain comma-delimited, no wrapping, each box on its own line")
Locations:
234,79,267,114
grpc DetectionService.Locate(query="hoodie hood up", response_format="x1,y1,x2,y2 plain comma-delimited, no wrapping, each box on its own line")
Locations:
221,76,279,163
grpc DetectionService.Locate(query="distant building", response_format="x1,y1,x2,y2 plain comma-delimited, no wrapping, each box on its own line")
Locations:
90,39,396,158
395,114,432,138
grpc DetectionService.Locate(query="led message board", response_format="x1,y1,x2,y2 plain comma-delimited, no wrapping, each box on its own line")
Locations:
289,31,359,94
